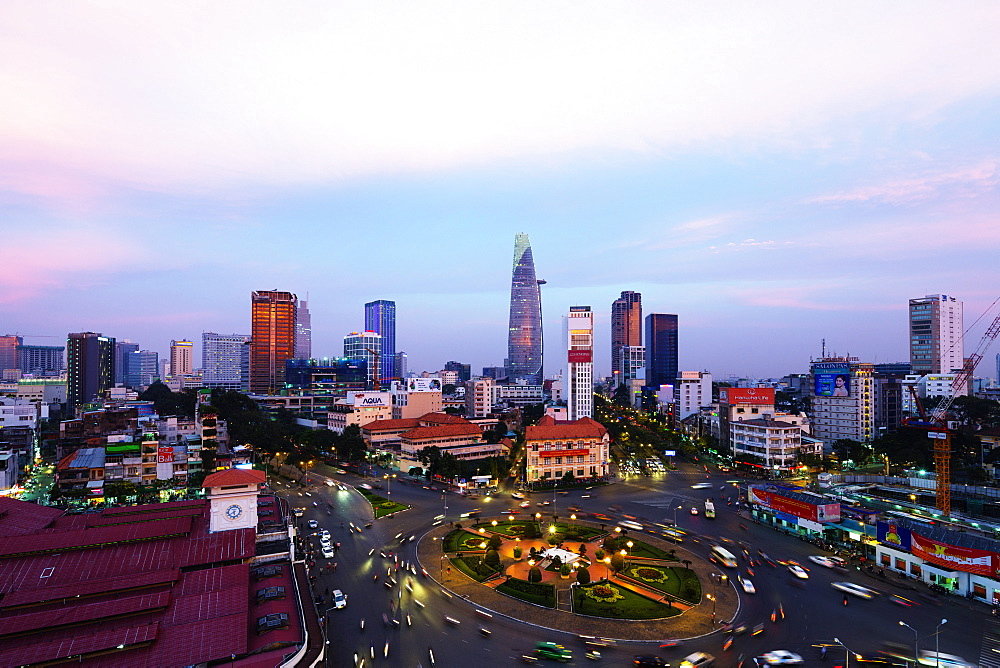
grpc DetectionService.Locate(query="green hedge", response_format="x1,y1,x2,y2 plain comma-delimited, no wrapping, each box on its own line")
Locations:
451,555,500,582
496,577,556,608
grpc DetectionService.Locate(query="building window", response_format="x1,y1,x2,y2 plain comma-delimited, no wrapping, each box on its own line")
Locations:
894,557,906,571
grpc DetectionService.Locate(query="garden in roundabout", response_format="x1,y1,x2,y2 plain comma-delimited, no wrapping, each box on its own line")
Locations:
439,519,702,621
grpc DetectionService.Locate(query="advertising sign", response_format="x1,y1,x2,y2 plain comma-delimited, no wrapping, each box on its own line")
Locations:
813,362,851,397
911,532,998,576
352,392,389,406
568,350,592,363
157,446,174,464
719,387,775,405
663,450,677,457
876,521,912,551
749,486,842,523
539,449,590,458
407,378,442,392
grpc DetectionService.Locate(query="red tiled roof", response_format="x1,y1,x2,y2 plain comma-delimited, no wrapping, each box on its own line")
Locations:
0,515,194,558
203,468,266,489
0,591,170,637
0,622,159,667
0,568,180,609
536,415,557,426
526,416,608,441
101,500,204,516
420,412,470,425
401,424,482,440
0,498,62,537
361,418,420,432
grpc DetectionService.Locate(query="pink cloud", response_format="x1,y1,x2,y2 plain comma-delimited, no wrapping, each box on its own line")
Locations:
808,161,998,206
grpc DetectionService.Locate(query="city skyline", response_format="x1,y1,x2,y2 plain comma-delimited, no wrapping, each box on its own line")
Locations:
5,4,1000,379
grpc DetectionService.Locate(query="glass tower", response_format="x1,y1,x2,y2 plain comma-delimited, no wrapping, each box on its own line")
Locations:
507,233,544,385
644,314,678,390
250,290,297,395
611,291,642,384
364,300,397,382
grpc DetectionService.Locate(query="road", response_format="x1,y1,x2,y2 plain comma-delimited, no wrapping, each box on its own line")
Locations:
278,458,989,667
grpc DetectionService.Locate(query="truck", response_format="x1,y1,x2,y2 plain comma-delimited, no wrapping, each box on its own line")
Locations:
704,499,716,519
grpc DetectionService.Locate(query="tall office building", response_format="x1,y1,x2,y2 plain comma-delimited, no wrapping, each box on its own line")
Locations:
364,300,397,382
344,332,382,386
507,233,544,385
395,352,408,380
644,314,679,390
113,341,139,385
295,299,312,360
0,335,22,373
170,340,194,376
16,345,64,375
67,332,115,408
617,345,645,384
611,291,642,385
202,333,250,390
138,350,159,387
444,361,472,383
566,306,594,420
250,290,297,395
909,294,964,375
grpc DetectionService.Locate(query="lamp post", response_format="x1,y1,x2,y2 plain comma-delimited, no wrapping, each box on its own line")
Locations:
603,557,611,580
673,505,682,529
833,637,860,668
899,621,919,666
934,618,947,667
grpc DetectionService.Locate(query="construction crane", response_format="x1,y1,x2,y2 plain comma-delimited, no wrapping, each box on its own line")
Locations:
905,308,1000,516
364,348,380,391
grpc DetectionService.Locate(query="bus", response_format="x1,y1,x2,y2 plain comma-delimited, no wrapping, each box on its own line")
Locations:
618,520,644,532
704,499,716,519
710,545,738,568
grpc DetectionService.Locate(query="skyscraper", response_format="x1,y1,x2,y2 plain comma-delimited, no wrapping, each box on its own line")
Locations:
202,332,250,390
114,341,138,385
138,350,159,387
16,344,64,376
364,300,397,382
909,294,964,375
295,298,312,360
250,290,297,394
0,335,22,374
566,306,594,420
170,340,194,376
611,291,641,384
344,331,382,386
644,314,678,390
67,332,115,408
507,233,544,385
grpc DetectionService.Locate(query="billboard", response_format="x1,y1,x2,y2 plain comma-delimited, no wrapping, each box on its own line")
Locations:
749,486,841,523
157,446,174,464
568,350,592,363
876,521,912,551
911,532,998,576
407,378,442,392
719,387,775,405
352,392,389,407
813,362,851,397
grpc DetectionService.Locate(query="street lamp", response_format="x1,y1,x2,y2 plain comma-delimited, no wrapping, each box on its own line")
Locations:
899,621,919,666
603,557,611,580
833,637,861,668
935,619,947,667
673,505,683,528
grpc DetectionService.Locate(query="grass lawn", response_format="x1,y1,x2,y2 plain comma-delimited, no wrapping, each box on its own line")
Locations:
442,529,489,553
474,520,539,538
450,555,500,582
621,539,675,561
357,489,410,518
573,580,680,620
495,577,556,608
622,562,702,603
548,523,604,541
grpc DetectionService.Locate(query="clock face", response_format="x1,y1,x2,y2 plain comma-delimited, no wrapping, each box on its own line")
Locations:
226,504,243,520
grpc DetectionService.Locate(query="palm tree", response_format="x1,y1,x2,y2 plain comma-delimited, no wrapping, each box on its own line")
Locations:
682,559,692,569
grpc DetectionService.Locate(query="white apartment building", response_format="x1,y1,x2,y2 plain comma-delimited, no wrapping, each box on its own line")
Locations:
496,381,543,409
616,345,645,386
677,371,712,420
909,294,963,376
202,333,250,390
731,417,818,470
465,378,495,417
169,340,194,377
565,306,594,420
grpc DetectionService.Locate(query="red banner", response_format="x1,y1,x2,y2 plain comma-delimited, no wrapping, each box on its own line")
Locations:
911,532,999,577
568,350,592,363
749,486,841,523
539,449,589,458
157,446,174,464
720,387,774,405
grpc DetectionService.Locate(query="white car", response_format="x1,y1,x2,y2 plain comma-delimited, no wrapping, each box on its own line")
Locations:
307,519,318,529
808,555,834,568
831,581,875,599
520,501,531,508
512,493,525,499
332,589,347,609
739,578,755,594
691,483,713,490
359,483,373,490
917,652,974,667
761,650,804,665
322,545,335,558
788,565,809,579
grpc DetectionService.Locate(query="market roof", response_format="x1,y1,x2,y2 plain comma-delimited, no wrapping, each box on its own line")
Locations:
203,467,266,489
401,424,482,440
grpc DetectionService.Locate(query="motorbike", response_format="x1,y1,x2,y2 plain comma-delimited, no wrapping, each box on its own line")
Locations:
585,651,602,661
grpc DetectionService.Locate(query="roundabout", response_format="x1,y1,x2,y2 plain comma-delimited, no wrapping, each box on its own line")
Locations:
416,516,739,641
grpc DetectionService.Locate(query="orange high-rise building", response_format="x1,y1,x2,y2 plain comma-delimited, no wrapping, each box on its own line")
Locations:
250,290,297,394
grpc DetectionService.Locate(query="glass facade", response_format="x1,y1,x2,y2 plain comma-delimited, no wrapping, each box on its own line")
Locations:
344,331,382,386
203,332,250,390
67,332,115,408
250,290,297,395
295,299,312,359
364,300,396,382
284,358,367,396
507,233,544,385
611,291,641,382
644,313,678,390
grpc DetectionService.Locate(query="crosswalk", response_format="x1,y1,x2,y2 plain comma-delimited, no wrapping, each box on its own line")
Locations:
980,618,1000,667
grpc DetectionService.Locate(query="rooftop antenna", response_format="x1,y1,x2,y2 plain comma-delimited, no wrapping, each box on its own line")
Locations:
821,338,826,358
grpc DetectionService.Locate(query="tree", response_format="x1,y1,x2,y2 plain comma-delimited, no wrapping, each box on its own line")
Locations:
576,566,591,585
484,549,501,569
560,564,571,578
442,383,457,395
417,445,442,469
338,424,368,462
513,546,523,560
594,548,606,561
487,534,502,551
610,553,625,573
612,384,632,407
577,543,587,555
832,439,867,466
528,566,542,583
681,559,692,569
438,452,461,479
561,471,575,484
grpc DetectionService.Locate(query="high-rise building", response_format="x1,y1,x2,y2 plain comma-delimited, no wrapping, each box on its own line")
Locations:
810,359,875,444
138,350,159,387
644,314,679,390
909,294,964,375
202,333,250,390
285,358,367,397
611,291,641,385
170,340,194,376
395,352,408,380
566,306,594,420
250,290,297,394
507,233,544,385
444,361,472,383
295,298,312,360
113,341,139,385
617,345,645,385
67,332,115,408
344,331,382,386
364,300,397,382
676,371,712,420
16,345,64,376
0,335,22,373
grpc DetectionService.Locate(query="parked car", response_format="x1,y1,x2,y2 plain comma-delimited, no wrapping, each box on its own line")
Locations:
331,589,347,608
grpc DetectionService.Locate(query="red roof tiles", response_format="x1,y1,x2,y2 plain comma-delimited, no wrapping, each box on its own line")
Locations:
203,468,266,489
401,424,482,440
526,416,608,441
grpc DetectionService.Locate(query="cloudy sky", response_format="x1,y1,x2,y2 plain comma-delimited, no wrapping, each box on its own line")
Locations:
4,2,1000,380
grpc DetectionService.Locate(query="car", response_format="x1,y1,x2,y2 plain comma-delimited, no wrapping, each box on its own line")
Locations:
331,589,347,608
319,528,330,538
788,565,809,579
537,501,551,506
325,480,335,487
739,578,755,594
307,519,318,529
690,507,699,515
917,652,974,667
512,493,525,499
832,581,875,599
535,642,572,662
680,652,715,668
808,555,834,568
359,483,373,490
322,545,335,558
691,483,713,489
520,501,531,508
634,656,668,667
761,650,804,665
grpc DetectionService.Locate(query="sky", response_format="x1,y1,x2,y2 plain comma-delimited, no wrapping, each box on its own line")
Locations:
4,2,1000,381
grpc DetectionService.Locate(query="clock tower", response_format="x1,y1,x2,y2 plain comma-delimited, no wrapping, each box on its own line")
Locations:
203,468,267,533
